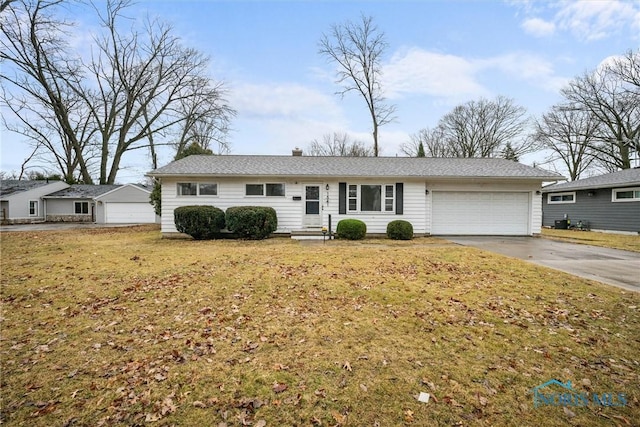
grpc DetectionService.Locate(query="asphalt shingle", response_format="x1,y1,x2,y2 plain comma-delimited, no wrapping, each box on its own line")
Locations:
148,155,563,180
543,168,640,192
44,185,121,198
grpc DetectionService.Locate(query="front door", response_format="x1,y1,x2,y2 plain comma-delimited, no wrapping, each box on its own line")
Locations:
303,184,322,227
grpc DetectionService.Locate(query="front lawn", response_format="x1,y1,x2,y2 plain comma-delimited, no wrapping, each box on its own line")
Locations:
541,228,640,253
1,226,638,426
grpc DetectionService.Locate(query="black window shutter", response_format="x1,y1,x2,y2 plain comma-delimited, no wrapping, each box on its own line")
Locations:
338,182,347,214
395,183,404,215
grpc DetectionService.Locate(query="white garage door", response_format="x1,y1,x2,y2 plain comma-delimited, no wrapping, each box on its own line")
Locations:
105,202,156,223
431,192,530,235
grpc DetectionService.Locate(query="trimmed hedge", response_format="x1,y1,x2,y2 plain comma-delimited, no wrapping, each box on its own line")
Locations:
386,220,414,240
225,206,278,239
336,219,367,240
174,205,225,240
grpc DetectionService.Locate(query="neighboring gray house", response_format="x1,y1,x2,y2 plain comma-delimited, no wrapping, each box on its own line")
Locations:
43,184,157,223
0,180,69,224
148,154,562,237
542,168,640,234
0,180,157,225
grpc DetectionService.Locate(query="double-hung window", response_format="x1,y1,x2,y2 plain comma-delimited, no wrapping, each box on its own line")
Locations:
245,183,285,197
29,200,38,216
177,183,218,196
612,187,640,202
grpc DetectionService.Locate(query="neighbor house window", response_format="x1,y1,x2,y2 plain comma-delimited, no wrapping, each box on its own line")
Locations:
612,187,640,202
347,184,394,212
245,183,285,197
547,192,575,204
29,200,38,216
177,182,217,196
74,201,89,214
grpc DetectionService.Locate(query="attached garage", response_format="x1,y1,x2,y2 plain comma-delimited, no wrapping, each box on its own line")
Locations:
104,202,156,223
431,191,530,235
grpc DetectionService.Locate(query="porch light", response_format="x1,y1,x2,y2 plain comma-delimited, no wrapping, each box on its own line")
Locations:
587,191,596,197
325,184,330,191
425,189,429,195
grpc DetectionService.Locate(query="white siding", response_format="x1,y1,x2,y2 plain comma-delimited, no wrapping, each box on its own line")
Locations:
161,178,305,234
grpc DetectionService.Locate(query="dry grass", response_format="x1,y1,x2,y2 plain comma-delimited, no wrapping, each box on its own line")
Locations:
1,226,639,426
541,228,640,253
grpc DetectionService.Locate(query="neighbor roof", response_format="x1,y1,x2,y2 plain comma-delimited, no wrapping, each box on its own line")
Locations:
543,168,640,192
0,180,60,197
148,155,562,180
43,185,121,199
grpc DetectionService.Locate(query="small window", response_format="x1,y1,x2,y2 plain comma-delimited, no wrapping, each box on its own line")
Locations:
74,201,89,214
348,185,357,211
245,183,286,197
29,200,38,216
385,185,394,212
612,187,640,202
245,184,264,196
177,183,197,196
547,192,575,204
199,183,217,196
266,183,285,197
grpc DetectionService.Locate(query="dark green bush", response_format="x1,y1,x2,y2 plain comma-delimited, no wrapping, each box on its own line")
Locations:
174,205,225,240
386,220,414,240
225,206,278,239
336,219,367,240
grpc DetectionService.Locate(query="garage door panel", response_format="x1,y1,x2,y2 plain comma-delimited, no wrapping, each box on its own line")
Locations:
432,192,529,235
105,202,156,223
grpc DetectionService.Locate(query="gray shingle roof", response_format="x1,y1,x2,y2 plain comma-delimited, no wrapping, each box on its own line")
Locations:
148,155,562,180
543,168,640,192
44,185,121,199
0,180,56,197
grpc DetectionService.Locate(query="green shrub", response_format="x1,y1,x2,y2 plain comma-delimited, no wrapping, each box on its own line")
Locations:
174,205,225,240
225,206,278,239
386,220,414,240
336,219,367,240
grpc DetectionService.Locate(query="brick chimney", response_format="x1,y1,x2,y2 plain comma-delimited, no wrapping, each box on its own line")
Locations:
292,147,303,156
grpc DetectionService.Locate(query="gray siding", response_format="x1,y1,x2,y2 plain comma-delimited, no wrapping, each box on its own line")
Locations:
543,188,640,233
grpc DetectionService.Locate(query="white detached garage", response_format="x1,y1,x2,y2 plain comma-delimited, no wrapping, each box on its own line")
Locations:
95,184,157,224
147,154,562,237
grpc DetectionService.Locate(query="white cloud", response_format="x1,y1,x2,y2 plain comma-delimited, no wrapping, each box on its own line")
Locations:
230,82,342,121
382,48,566,102
477,52,569,92
555,0,638,41
384,48,488,100
517,0,640,42
521,17,556,37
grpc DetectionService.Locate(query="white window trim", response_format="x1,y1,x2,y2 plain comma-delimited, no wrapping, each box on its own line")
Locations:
547,192,576,204
177,182,218,197
74,201,90,215
245,183,286,197
29,200,39,216
612,187,640,203
347,183,395,213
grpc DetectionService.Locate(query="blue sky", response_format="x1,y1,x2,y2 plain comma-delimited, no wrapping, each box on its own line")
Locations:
1,0,639,182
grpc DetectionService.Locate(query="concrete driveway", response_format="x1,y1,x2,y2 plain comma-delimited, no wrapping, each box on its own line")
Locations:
0,223,152,232
446,236,640,292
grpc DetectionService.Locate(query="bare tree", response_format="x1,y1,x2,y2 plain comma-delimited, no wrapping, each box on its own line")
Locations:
402,127,451,157
319,15,395,157
1,0,234,184
561,55,639,171
437,96,532,159
307,132,372,156
534,105,599,180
